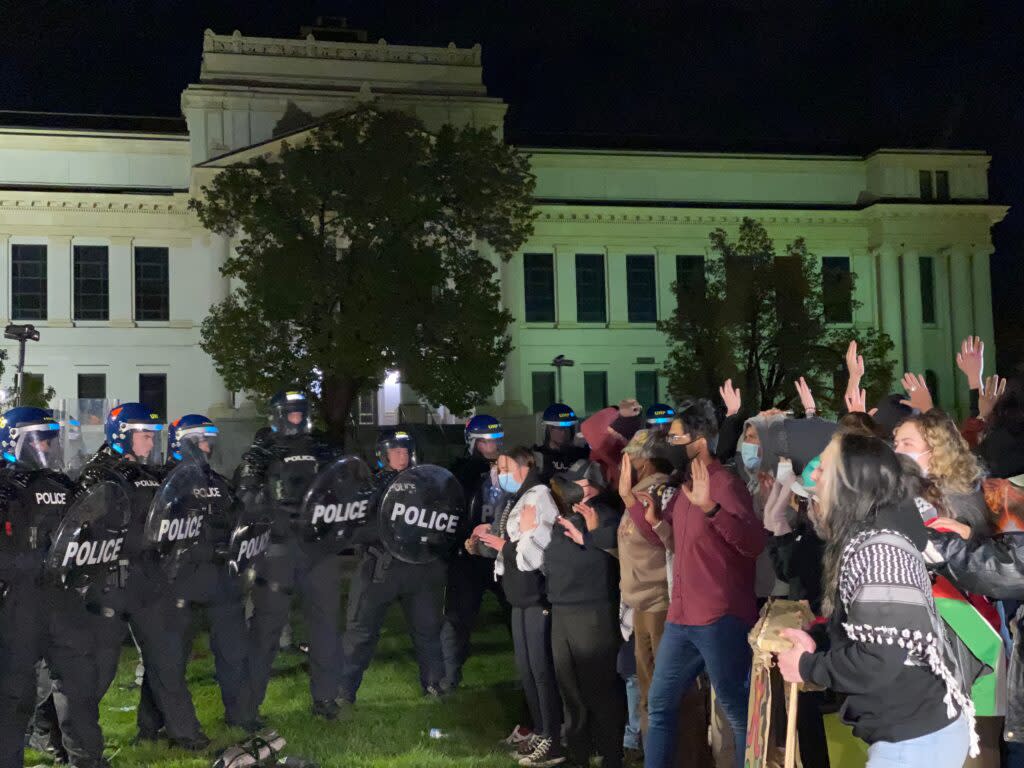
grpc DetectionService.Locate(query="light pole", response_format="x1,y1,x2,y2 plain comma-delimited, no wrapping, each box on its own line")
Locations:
551,354,575,403
4,323,40,406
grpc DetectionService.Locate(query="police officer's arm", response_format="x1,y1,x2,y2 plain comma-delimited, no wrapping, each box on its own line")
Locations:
235,444,272,508
0,486,42,581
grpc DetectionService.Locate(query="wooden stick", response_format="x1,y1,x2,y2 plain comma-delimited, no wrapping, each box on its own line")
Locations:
784,682,799,768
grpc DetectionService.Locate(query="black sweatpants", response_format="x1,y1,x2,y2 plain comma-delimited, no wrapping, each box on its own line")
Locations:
339,553,446,700
0,579,44,768
511,606,562,740
551,602,627,768
440,553,511,687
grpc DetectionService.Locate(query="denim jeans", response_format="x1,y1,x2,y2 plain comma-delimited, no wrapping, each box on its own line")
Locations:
624,674,642,750
644,616,751,768
867,714,970,767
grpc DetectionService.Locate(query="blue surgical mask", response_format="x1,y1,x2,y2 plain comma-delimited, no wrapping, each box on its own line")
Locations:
740,442,761,470
497,472,522,494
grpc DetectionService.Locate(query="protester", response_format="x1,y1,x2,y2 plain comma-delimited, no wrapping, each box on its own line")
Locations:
777,432,977,767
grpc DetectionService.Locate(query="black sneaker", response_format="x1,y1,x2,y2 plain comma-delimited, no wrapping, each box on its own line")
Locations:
169,733,211,752
518,736,566,767
312,698,340,720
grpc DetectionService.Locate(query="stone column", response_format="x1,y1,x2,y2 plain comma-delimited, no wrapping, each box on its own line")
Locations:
108,236,134,327
205,234,233,415
553,244,576,326
0,234,9,323
656,247,676,323
607,248,629,326
900,248,924,375
972,246,997,375
499,251,527,415
849,247,875,326
47,236,73,327
876,244,904,373
948,245,974,412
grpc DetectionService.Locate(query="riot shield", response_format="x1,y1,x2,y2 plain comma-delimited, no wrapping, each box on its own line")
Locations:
45,480,131,588
143,459,210,577
227,518,272,576
377,464,466,564
296,456,375,558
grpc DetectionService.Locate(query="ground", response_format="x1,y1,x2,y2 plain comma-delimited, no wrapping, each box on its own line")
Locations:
26,595,522,768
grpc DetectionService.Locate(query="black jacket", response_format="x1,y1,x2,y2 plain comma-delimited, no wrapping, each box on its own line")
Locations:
497,471,548,608
542,489,622,606
766,521,824,614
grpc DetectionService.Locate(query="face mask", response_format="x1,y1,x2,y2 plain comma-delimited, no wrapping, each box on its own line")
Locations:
740,442,761,470
497,472,522,494
665,445,690,472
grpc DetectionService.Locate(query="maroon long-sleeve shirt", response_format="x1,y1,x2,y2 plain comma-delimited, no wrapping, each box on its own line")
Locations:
629,460,764,627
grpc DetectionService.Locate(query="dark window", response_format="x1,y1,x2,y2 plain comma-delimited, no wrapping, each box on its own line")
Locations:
355,389,377,426
635,371,658,407
11,244,47,320
626,254,657,323
138,373,167,420
523,252,555,323
134,247,169,321
73,246,109,321
919,170,934,201
575,253,606,323
919,256,936,324
77,373,106,400
822,256,853,323
675,255,706,304
584,371,608,415
935,171,950,201
531,371,557,414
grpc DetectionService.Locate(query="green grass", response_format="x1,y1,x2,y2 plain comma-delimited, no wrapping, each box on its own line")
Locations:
27,592,523,768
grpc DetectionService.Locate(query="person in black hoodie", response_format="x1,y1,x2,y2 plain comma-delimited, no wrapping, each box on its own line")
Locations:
547,459,626,768
472,447,563,768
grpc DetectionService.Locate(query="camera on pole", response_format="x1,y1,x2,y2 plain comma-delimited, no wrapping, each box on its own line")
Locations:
4,323,40,407
551,354,575,404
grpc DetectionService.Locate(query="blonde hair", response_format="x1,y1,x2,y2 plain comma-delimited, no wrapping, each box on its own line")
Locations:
903,411,984,495
622,429,652,459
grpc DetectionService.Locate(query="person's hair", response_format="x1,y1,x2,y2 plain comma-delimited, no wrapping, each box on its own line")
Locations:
622,429,668,461
900,410,983,495
838,411,883,439
819,432,908,616
502,446,536,468
675,398,718,443
988,378,1024,436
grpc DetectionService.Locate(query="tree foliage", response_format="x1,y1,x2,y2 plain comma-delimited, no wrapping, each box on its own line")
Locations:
190,106,536,440
660,218,895,414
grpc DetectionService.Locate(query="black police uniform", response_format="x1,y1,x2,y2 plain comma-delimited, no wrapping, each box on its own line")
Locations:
75,449,206,747
533,441,590,485
238,430,344,711
338,467,447,702
134,458,258,734
440,454,513,688
0,466,69,768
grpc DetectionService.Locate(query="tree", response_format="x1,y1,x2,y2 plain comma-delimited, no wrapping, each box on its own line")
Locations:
191,106,536,442
660,217,895,414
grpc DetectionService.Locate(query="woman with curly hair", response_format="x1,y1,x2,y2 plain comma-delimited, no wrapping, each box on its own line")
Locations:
894,410,990,535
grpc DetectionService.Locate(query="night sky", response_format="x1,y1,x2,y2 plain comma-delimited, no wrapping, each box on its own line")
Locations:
3,0,1022,369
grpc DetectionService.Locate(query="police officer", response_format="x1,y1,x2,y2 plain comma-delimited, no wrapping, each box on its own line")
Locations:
76,403,208,750
533,403,590,483
237,391,344,720
441,414,511,688
644,403,676,435
338,429,449,704
0,408,73,768
135,414,260,735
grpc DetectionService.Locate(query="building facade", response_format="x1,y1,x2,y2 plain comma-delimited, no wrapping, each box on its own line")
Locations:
0,28,1007,431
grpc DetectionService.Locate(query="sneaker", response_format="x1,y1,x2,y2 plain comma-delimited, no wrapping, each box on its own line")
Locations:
499,725,533,747
169,733,211,752
510,734,541,759
312,699,340,721
519,736,566,767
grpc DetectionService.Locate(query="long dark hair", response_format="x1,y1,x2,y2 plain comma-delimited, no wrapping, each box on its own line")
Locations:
819,432,908,616
988,378,1024,436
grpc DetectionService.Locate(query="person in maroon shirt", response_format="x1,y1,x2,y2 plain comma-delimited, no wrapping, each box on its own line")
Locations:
630,399,764,768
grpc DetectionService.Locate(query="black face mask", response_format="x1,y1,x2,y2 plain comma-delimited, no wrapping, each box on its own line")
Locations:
664,445,690,473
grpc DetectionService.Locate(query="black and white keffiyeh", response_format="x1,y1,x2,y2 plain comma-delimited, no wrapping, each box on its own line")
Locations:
838,528,979,756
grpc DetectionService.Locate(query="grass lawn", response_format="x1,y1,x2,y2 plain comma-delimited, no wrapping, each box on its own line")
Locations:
27,589,523,768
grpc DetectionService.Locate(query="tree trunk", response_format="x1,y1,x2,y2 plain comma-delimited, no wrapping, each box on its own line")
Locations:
320,373,361,449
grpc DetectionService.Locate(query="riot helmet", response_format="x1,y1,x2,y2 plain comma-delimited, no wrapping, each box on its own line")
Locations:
168,414,219,464
465,414,503,461
645,403,676,435
269,390,311,436
0,407,64,471
376,429,418,472
104,403,164,465
541,402,579,448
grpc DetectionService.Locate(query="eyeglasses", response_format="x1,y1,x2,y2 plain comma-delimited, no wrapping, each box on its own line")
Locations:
666,434,694,446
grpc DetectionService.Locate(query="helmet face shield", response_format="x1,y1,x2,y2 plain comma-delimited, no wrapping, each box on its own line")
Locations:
376,431,418,471
125,424,164,465
270,392,310,436
12,423,64,471
176,425,218,465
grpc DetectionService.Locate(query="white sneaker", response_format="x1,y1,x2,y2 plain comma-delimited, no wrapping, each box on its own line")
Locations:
519,737,566,767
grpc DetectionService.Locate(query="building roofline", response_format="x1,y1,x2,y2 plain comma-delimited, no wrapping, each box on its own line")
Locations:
0,111,188,138
522,146,990,162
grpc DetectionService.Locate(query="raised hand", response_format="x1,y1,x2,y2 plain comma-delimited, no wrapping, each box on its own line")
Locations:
719,378,742,417
845,340,865,396
955,336,985,390
845,388,867,414
683,458,714,512
979,374,1007,421
900,372,934,412
618,453,636,507
794,376,816,415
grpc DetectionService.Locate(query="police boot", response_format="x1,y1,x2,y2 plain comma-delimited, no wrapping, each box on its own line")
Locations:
168,733,211,752
311,698,339,721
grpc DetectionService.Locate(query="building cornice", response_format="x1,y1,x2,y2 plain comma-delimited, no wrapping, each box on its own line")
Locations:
0,191,192,216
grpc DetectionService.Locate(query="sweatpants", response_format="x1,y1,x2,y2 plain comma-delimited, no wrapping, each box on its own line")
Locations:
551,602,626,768
511,606,562,740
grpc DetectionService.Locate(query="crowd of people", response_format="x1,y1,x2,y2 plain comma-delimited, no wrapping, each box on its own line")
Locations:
3,333,1024,768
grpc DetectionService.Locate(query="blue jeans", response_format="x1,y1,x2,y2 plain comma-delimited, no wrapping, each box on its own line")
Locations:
624,674,642,750
644,616,751,768
867,714,969,767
